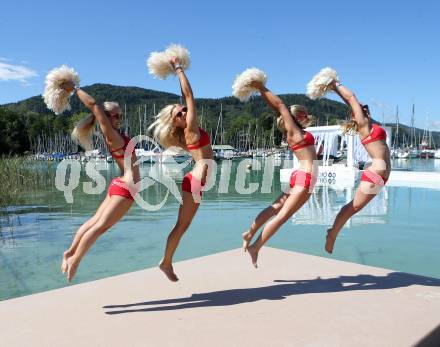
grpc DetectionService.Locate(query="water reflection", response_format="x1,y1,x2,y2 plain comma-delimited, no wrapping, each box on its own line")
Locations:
392,158,440,172
290,186,388,226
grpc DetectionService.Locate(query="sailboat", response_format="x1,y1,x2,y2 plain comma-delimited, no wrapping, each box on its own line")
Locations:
420,114,436,159
391,105,400,159
212,103,238,160
397,132,410,159
408,104,420,158
397,104,420,159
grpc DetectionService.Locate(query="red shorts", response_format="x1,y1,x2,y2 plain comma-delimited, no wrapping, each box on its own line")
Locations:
108,178,135,200
360,169,388,186
289,170,316,190
182,173,205,197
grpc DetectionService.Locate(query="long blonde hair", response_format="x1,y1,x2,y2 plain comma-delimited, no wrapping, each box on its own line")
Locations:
148,104,185,149
71,101,121,151
341,119,358,135
341,104,370,135
275,105,313,132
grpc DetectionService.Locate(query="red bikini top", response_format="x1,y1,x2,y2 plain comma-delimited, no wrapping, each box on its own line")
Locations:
109,134,132,159
290,131,315,152
186,128,211,150
361,124,387,145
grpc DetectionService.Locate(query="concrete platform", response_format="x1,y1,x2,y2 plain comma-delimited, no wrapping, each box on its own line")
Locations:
1,248,440,347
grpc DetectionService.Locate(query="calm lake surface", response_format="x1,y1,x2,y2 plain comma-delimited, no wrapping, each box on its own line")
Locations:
1,158,439,300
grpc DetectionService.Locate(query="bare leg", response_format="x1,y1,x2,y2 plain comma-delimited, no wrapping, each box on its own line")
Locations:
247,187,311,268
66,196,133,282
159,191,200,282
325,181,379,254
243,193,289,251
61,195,111,273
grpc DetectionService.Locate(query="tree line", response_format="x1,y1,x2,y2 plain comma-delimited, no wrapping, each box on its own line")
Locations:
0,83,437,154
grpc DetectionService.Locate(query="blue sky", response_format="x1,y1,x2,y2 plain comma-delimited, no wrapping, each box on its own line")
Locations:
1,0,439,130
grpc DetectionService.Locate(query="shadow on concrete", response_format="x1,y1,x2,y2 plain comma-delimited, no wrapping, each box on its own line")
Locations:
414,324,440,347
103,272,440,315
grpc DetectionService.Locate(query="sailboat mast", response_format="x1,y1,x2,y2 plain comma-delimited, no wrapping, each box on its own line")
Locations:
410,104,415,148
213,102,222,145
220,103,223,146
139,106,142,140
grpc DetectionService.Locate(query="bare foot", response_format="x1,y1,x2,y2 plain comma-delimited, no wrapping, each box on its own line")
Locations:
242,231,253,252
247,245,259,268
325,229,336,254
159,261,179,282
61,251,70,274
66,257,79,283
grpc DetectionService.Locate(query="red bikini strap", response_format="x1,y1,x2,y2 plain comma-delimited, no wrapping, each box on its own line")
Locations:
109,135,131,155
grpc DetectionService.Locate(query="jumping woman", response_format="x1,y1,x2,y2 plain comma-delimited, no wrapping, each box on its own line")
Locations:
60,83,140,282
149,56,214,282
241,79,318,268
325,80,391,253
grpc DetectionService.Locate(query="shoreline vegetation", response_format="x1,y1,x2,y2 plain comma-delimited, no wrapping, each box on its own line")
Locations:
0,156,42,208
1,83,437,155
0,156,54,239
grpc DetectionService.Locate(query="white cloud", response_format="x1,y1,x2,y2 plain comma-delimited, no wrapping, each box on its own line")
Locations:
0,61,38,83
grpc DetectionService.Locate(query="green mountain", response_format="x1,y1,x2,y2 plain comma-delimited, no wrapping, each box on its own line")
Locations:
0,84,438,154
2,84,180,115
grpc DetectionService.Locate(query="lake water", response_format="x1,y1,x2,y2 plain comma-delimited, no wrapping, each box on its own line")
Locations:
1,158,439,300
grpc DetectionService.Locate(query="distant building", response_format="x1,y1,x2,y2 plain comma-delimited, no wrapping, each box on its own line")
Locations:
211,145,236,151
211,145,238,160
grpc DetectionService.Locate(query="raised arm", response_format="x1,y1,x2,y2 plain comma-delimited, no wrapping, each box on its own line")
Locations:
61,81,123,146
330,82,369,132
169,57,198,132
251,81,303,145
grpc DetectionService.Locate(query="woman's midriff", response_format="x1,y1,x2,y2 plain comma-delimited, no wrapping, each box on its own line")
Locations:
295,148,318,175
188,145,214,161
364,142,391,178
114,156,141,185
190,158,213,184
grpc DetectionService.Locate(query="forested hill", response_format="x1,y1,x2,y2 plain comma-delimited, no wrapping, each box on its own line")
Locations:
0,83,350,154
0,83,438,154
2,83,349,122
2,84,181,115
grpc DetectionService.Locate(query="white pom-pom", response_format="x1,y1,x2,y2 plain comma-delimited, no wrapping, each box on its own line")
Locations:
43,65,80,114
306,67,338,100
147,52,171,79
147,44,191,79
165,44,190,69
232,68,267,102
